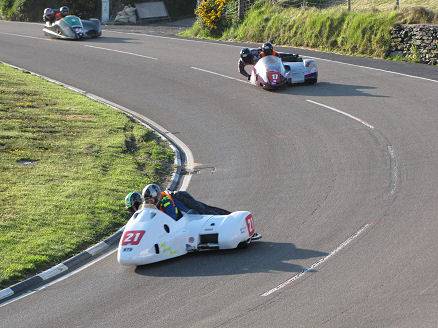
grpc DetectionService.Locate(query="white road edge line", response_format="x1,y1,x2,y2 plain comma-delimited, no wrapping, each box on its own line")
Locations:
387,145,398,195
306,99,374,130
304,56,438,84
104,30,438,84
261,223,371,297
105,30,239,48
191,66,246,83
0,31,50,41
83,45,158,60
0,249,118,309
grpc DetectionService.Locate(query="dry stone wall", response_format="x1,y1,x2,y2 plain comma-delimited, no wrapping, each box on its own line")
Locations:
389,24,438,65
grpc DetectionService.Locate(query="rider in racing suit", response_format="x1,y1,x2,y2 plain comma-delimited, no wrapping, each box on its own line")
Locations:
128,184,231,220
259,42,279,58
125,191,143,215
142,184,183,220
43,6,69,24
238,47,261,80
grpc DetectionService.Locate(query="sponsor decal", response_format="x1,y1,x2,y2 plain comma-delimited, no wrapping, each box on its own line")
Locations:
123,247,133,252
159,242,177,256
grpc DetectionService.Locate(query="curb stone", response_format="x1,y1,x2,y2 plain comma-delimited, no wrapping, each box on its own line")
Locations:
0,62,190,304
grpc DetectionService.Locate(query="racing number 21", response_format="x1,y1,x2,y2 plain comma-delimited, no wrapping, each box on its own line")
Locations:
245,215,255,236
121,230,145,246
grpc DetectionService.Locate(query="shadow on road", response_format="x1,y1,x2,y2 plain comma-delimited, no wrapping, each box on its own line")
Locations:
134,241,328,277
86,36,139,44
278,81,388,98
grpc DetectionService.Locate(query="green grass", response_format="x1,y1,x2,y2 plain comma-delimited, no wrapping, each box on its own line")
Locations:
0,64,175,288
348,0,438,12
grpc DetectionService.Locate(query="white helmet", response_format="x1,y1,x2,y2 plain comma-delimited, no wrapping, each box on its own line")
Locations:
142,184,162,204
44,8,54,18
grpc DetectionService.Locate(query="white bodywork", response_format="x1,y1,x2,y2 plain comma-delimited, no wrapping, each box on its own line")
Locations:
117,206,259,266
283,59,318,84
249,55,318,88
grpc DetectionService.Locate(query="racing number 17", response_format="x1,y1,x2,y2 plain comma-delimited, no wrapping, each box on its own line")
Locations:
121,230,145,246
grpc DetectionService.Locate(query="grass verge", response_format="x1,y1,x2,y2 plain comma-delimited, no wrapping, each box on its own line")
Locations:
0,63,175,288
182,1,437,61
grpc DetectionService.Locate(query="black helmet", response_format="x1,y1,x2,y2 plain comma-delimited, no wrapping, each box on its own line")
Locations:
142,184,162,204
125,192,143,210
262,42,273,55
240,48,251,59
60,6,69,16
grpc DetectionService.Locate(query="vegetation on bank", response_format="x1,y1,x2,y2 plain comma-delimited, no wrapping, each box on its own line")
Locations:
0,64,174,288
183,0,438,60
348,0,438,12
0,0,100,21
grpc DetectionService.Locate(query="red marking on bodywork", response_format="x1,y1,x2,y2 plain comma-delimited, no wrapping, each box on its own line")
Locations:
245,214,255,236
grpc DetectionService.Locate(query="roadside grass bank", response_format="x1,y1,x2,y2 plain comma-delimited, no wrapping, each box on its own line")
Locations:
182,1,438,61
348,0,438,12
0,63,174,288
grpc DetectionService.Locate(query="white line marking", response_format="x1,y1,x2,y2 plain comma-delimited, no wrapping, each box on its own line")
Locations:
105,30,239,48
261,223,371,297
0,248,117,308
191,66,246,83
0,31,50,41
104,31,438,84
83,45,158,60
86,241,109,256
38,263,68,281
304,56,438,84
306,99,374,129
0,288,14,301
387,145,398,195
38,248,118,290
420,278,438,295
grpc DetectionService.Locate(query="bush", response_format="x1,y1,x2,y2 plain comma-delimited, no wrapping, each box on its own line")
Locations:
195,0,229,32
0,0,100,21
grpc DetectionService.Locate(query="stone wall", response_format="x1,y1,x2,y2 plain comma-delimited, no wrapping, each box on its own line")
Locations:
389,24,438,65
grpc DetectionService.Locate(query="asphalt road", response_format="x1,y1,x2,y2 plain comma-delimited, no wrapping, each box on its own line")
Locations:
1,21,438,328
